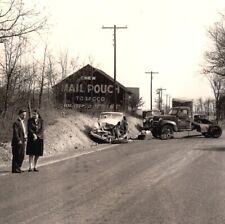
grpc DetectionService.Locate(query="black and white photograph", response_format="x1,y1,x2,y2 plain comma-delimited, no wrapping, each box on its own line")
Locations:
1,0,225,223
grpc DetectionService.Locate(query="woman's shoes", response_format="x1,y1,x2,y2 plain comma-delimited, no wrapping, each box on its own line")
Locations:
28,168,39,172
33,168,39,172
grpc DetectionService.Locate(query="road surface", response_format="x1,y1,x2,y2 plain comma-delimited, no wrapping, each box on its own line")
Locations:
1,134,225,223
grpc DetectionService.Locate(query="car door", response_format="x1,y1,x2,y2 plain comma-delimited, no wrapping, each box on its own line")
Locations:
177,109,191,130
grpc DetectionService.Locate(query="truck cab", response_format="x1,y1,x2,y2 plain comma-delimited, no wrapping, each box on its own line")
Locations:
150,106,193,140
168,107,192,131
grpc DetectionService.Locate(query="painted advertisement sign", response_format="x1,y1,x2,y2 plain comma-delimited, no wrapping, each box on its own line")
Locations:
62,74,123,105
53,65,128,109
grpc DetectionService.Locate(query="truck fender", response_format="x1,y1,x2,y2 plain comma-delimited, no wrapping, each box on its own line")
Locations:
159,120,178,132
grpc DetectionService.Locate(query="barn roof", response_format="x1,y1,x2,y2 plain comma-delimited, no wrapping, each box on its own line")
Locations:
53,64,131,93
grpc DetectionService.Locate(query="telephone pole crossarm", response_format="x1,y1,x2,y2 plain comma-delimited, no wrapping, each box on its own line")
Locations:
102,26,128,29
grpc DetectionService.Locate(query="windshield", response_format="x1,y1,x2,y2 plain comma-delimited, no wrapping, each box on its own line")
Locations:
168,108,178,115
100,112,123,120
145,110,161,117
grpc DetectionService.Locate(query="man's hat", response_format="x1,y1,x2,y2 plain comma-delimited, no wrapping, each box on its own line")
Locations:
18,109,27,115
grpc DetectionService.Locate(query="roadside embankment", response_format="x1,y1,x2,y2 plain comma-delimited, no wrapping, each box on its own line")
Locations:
0,110,142,167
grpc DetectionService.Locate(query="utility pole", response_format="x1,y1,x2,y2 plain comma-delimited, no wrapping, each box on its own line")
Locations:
156,88,166,111
145,71,158,110
166,94,168,112
168,95,171,108
165,94,171,113
102,25,127,112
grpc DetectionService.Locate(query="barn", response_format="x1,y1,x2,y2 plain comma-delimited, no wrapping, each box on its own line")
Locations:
53,64,135,111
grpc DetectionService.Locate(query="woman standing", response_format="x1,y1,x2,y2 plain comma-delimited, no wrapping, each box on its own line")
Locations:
26,109,44,172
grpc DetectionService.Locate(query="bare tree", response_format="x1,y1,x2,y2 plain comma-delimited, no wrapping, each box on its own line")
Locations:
38,45,47,109
0,0,47,41
202,14,225,120
208,74,225,120
17,62,38,113
46,53,58,101
195,97,204,114
58,49,82,79
203,98,215,117
0,36,27,115
128,95,144,112
70,56,80,72
203,15,225,76
0,0,48,116
58,49,69,79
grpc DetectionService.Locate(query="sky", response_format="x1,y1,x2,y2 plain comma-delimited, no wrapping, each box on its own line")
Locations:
35,0,225,109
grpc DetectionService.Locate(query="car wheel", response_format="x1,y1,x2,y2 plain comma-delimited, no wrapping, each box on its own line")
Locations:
151,128,159,138
209,125,222,138
160,125,174,140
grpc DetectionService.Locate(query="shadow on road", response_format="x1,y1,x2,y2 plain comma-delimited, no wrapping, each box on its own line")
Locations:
182,134,203,138
0,170,10,174
195,146,225,152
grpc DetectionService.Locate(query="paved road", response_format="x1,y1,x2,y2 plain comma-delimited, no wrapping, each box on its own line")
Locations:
1,134,225,224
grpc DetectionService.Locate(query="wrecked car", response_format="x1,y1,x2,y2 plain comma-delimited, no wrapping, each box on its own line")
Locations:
90,112,128,143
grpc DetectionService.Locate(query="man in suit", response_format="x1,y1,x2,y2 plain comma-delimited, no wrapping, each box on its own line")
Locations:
11,109,27,173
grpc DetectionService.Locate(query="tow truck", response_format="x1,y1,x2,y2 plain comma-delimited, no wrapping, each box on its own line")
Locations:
149,99,222,140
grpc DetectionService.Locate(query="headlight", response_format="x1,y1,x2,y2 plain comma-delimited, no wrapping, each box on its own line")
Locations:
143,119,146,123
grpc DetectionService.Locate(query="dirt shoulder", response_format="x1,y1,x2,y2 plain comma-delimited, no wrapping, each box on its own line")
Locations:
0,111,142,168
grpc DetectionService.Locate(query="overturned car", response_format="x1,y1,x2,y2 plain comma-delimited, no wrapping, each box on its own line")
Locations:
90,112,129,143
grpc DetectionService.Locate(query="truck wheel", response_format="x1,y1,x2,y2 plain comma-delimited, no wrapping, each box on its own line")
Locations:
209,126,222,138
151,128,159,138
160,125,174,140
